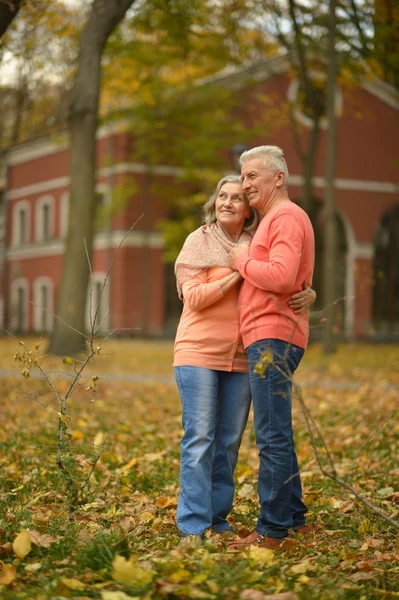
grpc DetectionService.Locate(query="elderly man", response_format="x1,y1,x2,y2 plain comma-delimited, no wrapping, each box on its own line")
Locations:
228,145,315,549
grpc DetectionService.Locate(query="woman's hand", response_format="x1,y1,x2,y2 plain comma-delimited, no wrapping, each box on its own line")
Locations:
288,284,316,314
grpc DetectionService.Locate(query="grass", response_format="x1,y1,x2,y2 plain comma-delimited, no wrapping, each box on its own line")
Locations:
0,337,398,599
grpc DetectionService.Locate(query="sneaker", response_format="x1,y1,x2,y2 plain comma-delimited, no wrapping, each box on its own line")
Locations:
178,534,203,549
228,530,297,550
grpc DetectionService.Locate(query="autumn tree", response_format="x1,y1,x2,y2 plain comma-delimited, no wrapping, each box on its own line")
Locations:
0,0,81,145
47,0,137,356
0,0,21,39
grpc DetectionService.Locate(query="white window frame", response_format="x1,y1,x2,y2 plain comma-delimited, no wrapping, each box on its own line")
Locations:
10,278,29,331
60,192,69,238
12,200,30,246
86,271,110,334
35,195,55,242
33,276,54,332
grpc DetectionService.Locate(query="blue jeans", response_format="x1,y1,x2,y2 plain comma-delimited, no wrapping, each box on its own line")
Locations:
246,338,308,540
175,366,251,536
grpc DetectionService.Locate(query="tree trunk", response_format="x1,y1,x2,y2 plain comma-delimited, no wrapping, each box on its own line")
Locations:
322,0,338,354
301,117,321,214
48,0,135,356
0,0,21,39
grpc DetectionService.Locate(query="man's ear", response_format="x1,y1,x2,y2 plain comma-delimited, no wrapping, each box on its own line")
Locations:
275,171,285,187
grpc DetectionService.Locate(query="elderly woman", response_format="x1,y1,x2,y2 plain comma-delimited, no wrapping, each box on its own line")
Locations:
174,175,314,547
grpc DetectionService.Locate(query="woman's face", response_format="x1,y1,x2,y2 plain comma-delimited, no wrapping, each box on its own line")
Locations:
215,182,251,235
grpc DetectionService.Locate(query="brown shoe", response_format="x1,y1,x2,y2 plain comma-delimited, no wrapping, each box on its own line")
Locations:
228,531,297,550
291,524,316,536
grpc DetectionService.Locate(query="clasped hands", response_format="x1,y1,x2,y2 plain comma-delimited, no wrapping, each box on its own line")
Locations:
228,243,250,270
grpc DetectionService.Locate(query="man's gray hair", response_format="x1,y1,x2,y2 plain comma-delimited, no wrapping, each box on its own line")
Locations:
202,174,260,232
239,145,289,187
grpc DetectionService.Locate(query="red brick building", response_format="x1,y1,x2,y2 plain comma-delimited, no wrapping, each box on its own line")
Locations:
1,58,398,340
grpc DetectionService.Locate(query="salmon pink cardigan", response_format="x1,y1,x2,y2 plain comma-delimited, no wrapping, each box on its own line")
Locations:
173,266,248,372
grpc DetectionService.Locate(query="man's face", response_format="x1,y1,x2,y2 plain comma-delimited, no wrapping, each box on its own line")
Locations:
241,157,284,214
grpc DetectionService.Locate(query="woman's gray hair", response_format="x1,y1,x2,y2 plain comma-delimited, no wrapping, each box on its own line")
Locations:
202,174,260,232
239,145,289,188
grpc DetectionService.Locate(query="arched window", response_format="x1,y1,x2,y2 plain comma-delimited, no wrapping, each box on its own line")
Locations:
95,184,111,232
33,277,54,332
373,204,399,334
86,272,110,334
13,201,30,246
35,195,54,242
60,192,69,238
303,198,348,335
10,278,29,332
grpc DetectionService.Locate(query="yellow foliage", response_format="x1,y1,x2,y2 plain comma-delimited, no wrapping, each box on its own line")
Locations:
247,546,274,566
111,554,154,586
13,530,31,560
0,562,17,585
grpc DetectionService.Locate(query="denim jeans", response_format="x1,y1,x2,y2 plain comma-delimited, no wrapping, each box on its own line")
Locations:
175,366,251,536
246,338,308,539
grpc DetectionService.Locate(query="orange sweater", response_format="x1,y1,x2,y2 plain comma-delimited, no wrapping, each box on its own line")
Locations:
173,266,248,372
235,202,315,350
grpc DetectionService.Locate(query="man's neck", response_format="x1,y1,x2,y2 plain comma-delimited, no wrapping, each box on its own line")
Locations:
261,190,290,216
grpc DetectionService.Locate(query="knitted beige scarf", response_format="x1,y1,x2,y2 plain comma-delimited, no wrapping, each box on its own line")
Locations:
175,221,252,299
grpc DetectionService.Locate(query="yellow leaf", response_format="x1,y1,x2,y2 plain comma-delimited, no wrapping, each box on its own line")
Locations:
155,496,178,508
101,592,138,600
169,569,191,583
139,511,155,523
207,581,219,594
298,575,311,584
63,356,73,365
58,412,72,426
247,546,274,565
111,554,153,586
0,561,17,585
24,562,42,572
290,559,317,575
94,431,106,447
61,578,86,590
120,457,138,471
13,529,32,559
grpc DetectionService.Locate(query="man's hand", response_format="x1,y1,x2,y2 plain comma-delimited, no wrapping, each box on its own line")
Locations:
228,243,250,270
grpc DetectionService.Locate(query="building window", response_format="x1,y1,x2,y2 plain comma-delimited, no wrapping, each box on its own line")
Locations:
35,195,54,242
60,192,69,238
10,278,29,332
33,277,53,332
86,273,109,334
95,185,111,232
373,204,399,334
13,201,30,246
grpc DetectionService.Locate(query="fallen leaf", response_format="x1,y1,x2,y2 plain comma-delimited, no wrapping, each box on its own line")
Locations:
120,457,138,471
290,559,317,575
377,487,395,499
0,542,13,557
24,562,42,572
61,577,86,590
13,530,31,559
139,511,155,523
241,592,298,600
247,546,274,565
101,592,139,600
0,561,17,585
111,554,153,586
350,571,375,582
155,496,178,508
29,530,56,548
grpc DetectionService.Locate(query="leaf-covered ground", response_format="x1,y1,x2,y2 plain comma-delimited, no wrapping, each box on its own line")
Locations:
0,338,398,600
